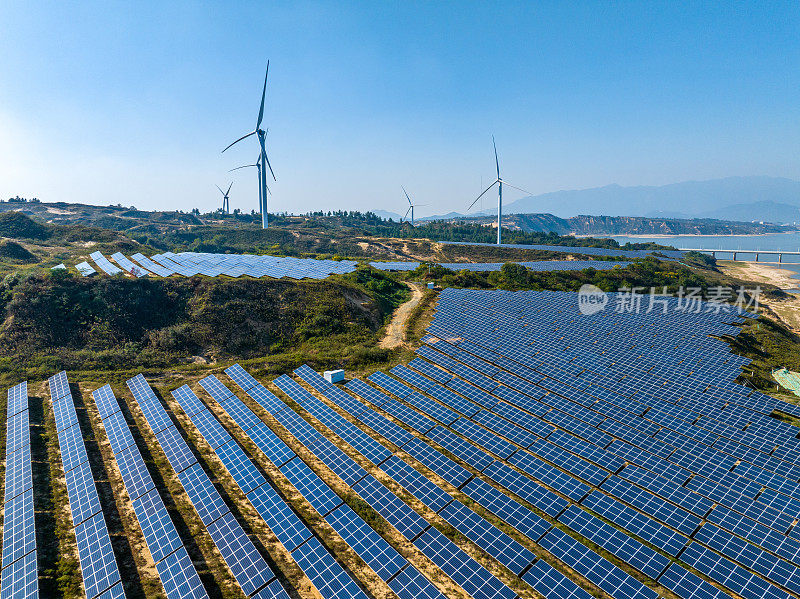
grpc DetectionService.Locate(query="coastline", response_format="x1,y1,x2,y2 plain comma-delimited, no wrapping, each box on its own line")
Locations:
573,232,799,239
717,260,800,290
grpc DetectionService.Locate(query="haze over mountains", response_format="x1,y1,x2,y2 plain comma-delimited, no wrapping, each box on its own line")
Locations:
412,177,800,224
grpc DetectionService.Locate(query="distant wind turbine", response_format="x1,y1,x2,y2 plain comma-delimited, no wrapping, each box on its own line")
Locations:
401,186,426,226
222,61,276,229
229,155,269,217
467,136,532,245
215,182,232,214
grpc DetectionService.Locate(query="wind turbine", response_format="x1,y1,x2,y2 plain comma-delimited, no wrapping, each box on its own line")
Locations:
467,136,532,244
215,182,232,214
401,186,426,226
229,155,269,219
222,61,276,229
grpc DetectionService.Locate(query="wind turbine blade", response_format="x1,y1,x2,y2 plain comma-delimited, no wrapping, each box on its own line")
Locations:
228,164,257,172
500,181,534,196
216,185,225,195
226,182,233,195
257,60,269,130
468,181,497,210
492,135,500,179
259,134,277,181
402,186,413,206
403,206,412,220
222,130,256,153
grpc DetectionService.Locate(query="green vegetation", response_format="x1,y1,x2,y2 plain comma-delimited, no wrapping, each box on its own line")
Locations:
0,240,38,263
0,266,407,385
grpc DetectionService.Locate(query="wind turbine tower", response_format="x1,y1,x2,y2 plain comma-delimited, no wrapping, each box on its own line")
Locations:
216,182,232,214
230,156,269,217
467,136,532,245
401,186,426,226
222,61,276,229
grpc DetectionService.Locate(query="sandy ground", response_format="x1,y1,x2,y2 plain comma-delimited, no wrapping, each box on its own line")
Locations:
380,282,424,349
719,260,800,290
719,260,800,331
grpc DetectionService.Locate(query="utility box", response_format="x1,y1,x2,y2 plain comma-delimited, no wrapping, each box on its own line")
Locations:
427,282,435,289
324,369,345,384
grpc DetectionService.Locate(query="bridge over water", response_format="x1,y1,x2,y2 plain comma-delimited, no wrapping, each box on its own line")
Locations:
681,248,800,264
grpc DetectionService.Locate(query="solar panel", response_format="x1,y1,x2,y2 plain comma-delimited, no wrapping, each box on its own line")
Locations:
308,437,368,486
521,559,594,599
215,441,267,494
51,396,79,432
171,385,208,418
245,421,296,468
101,411,137,456
132,488,183,564
279,458,342,516
658,563,735,599
176,463,229,527
92,384,122,419
291,537,370,599
206,512,275,596
225,364,260,392
352,475,430,540
246,485,312,552
5,411,31,457
387,566,448,599
380,456,452,513
64,459,102,526
412,528,516,599
115,445,156,501
0,549,38,599
155,425,198,474
74,512,122,598
324,505,406,580
155,546,209,599
1,489,36,569
6,382,28,419
401,438,472,487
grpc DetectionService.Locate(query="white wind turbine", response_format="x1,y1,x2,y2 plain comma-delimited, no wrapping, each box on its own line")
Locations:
215,182,232,214
229,155,269,219
467,136,532,244
222,61,276,228
401,186,426,226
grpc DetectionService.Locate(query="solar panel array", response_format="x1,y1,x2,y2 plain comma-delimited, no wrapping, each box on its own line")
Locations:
126,375,290,599
371,260,632,272
75,261,98,277
110,253,151,278
89,251,123,276
47,371,124,599
91,384,207,599
442,240,686,260
1,382,38,599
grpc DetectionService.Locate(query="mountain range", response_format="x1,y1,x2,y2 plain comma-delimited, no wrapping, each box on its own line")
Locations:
413,176,800,224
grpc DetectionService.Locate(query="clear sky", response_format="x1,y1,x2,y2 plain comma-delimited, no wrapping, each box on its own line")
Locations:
1,1,798,217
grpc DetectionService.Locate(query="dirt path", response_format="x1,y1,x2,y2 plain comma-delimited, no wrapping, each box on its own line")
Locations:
380,282,424,348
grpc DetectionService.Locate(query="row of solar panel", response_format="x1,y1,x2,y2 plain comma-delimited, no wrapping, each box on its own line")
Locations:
1,382,38,599
369,260,632,272
47,371,124,599
77,251,358,280
419,289,799,598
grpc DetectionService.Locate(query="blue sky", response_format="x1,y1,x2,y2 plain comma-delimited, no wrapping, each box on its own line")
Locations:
1,1,798,216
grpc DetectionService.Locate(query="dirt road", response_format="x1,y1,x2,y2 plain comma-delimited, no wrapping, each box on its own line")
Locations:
380,282,424,349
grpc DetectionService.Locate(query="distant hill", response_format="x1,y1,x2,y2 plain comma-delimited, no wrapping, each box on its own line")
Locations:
429,212,795,236
422,176,800,222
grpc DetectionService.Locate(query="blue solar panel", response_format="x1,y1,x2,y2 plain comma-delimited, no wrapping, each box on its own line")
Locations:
64,459,102,526
412,528,515,599
54,417,88,474
132,488,183,564
246,421,296,468
402,438,472,487
380,456,452,513
246,484,312,552
279,458,343,516
92,385,121,419
451,418,516,459
482,460,568,518
206,512,275,596
291,537,370,599
135,396,173,436
198,375,234,402
5,382,28,419
51,396,78,433
0,548,38,599
171,385,208,417
215,441,267,494
115,445,156,501
325,505,406,580
156,425,197,474
379,399,437,434
658,563,735,599
521,560,593,599
1,489,36,569
251,578,291,599
219,395,263,432
47,371,70,402
176,463,229,527
5,411,31,457
438,500,536,574
352,475,430,540
155,546,209,599
74,512,122,598
225,364,260,392
427,426,493,472
181,408,233,450
309,437,368,486
101,411,137,456
94,581,126,599
408,358,453,385
387,565,448,599
356,407,414,447
368,372,413,399
460,477,551,543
